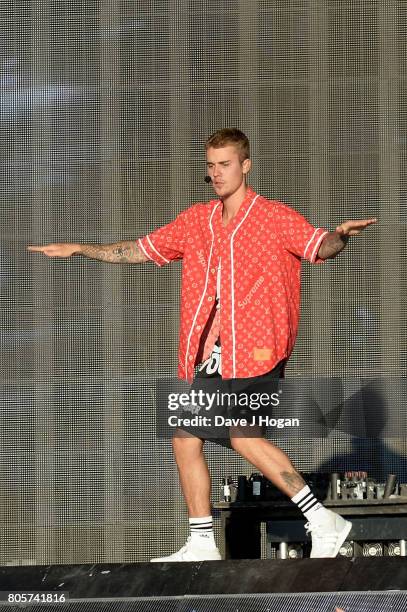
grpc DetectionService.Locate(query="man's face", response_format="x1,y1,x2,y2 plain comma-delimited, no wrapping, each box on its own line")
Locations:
206,145,251,200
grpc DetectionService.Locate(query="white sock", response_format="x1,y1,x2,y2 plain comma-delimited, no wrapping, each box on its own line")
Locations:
189,516,216,548
291,485,329,521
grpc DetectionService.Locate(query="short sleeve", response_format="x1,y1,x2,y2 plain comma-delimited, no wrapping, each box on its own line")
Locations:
277,204,329,264
137,208,189,267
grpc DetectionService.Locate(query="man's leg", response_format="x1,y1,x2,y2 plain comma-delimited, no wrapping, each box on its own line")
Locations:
172,432,211,516
230,435,352,558
230,434,305,496
150,431,221,562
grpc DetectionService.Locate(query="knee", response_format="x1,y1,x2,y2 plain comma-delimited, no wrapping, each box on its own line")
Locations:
172,432,203,460
229,435,247,454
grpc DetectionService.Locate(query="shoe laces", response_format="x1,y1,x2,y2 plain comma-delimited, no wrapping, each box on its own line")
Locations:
178,536,192,557
305,522,339,544
180,536,191,550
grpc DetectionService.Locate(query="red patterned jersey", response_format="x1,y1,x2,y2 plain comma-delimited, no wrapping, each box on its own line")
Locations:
138,187,328,382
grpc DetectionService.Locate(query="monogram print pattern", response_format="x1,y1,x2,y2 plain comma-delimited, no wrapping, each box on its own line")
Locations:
138,187,328,382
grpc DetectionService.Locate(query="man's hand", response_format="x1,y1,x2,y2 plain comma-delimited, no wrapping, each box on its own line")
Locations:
318,217,377,260
27,243,80,257
335,218,377,236
27,241,148,263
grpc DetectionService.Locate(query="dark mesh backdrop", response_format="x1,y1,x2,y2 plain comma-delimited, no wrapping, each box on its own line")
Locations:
1,0,406,563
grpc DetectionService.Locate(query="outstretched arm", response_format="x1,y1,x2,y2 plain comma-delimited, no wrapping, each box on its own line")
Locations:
317,218,377,260
27,241,148,264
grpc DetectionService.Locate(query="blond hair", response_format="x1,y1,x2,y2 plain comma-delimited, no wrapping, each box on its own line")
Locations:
205,128,250,163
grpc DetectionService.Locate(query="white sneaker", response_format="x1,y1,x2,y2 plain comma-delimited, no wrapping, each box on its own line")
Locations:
150,537,221,562
306,510,352,558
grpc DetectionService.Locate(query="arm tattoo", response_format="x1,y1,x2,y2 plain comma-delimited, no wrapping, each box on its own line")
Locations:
318,231,349,260
280,471,306,495
79,241,148,264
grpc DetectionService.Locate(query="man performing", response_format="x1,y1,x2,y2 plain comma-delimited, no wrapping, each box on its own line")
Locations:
28,128,377,561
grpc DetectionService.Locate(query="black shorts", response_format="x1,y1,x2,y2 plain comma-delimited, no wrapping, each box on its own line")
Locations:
175,347,285,448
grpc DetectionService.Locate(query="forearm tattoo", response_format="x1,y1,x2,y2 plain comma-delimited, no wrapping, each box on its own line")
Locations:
318,231,349,260
79,241,147,264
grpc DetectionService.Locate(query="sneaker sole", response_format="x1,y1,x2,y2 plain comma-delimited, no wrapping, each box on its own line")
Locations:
150,557,221,562
150,552,221,562
332,519,352,557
